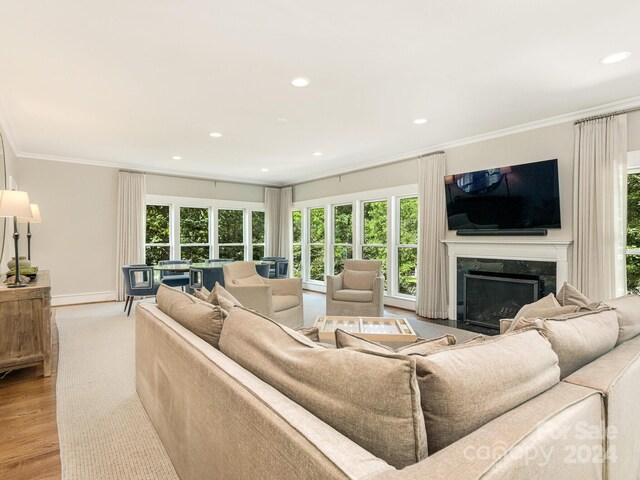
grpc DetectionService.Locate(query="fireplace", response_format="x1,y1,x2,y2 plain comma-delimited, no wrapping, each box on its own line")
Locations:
464,272,540,329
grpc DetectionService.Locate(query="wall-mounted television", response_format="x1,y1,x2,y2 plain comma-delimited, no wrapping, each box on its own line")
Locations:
444,159,561,231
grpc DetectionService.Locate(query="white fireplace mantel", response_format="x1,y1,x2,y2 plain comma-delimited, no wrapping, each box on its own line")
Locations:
442,238,573,320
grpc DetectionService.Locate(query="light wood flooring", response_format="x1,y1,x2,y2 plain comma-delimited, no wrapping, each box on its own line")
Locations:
0,294,470,479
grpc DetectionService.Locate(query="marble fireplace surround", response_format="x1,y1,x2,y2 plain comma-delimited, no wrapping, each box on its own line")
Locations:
442,239,573,321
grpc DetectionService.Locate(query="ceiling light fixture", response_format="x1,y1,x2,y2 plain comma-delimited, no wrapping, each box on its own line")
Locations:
291,77,310,87
172,156,182,160
413,118,428,125
600,51,632,64
277,118,288,123
312,152,323,156
209,132,222,138
261,168,269,172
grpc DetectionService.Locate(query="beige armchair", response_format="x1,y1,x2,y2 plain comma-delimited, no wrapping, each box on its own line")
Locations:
222,262,303,328
326,259,384,317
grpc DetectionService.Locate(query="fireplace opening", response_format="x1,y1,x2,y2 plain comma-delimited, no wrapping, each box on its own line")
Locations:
464,272,540,329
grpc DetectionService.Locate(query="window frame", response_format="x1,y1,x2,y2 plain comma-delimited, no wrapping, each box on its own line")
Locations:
250,209,266,261
331,202,355,275
216,207,247,261
395,195,419,299
361,198,389,292
306,206,327,284
178,205,212,262
144,203,173,265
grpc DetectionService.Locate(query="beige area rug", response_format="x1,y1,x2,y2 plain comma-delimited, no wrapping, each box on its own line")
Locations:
56,302,178,480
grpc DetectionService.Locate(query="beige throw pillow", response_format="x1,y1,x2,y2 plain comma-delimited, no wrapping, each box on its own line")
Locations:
514,293,559,319
335,329,455,354
193,286,210,301
604,294,640,345
207,282,243,312
556,282,592,308
413,329,560,454
508,307,619,378
295,326,320,342
343,269,377,290
219,307,427,469
156,284,226,349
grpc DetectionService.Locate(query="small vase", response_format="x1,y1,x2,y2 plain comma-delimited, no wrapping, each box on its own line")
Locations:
7,256,31,270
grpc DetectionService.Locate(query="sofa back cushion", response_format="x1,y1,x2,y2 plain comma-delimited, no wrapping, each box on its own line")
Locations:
604,294,640,345
509,308,619,378
343,269,377,290
156,284,226,349
413,329,560,454
335,329,455,354
218,307,427,469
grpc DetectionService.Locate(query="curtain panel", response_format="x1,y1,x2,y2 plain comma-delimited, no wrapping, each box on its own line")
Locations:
573,114,628,300
416,153,449,318
278,187,292,259
264,186,293,263
115,171,146,301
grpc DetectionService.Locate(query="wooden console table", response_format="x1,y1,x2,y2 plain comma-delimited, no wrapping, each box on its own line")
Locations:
0,270,52,377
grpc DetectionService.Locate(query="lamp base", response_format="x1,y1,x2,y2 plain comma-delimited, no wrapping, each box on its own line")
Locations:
6,282,28,288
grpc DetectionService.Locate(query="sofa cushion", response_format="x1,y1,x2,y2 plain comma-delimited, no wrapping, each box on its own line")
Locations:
333,289,373,302
156,284,226,349
509,308,619,378
335,329,455,354
233,275,265,286
413,329,560,454
272,294,300,312
604,294,640,345
218,306,427,469
343,269,377,291
556,282,592,308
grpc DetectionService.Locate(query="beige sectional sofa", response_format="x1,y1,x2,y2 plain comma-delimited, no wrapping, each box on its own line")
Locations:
136,293,640,480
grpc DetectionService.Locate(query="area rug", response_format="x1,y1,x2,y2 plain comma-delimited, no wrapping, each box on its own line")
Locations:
56,302,178,480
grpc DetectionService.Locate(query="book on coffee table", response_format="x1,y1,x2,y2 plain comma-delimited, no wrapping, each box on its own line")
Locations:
314,315,417,345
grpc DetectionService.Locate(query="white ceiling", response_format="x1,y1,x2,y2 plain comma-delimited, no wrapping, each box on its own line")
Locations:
1,0,639,186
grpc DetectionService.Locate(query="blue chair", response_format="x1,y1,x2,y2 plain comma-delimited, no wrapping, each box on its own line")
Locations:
262,257,289,278
122,265,160,316
189,266,226,290
158,260,192,290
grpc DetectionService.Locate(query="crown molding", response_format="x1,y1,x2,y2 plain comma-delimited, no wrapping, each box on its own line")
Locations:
282,95,640,186
15,151,283,187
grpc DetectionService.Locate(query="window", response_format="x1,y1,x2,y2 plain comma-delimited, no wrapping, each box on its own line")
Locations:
292,210,302,278
627,173,640,292
308,207,325,281
362,200,387,286
180,207,210,262
397,197,418,296
218,209,245,261
333,204,353,274
145,205,171,265
251,211,265,260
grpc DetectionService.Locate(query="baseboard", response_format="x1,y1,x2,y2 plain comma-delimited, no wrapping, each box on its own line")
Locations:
52,291,117,307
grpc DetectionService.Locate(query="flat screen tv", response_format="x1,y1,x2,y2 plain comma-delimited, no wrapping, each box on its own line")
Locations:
445,159,561,231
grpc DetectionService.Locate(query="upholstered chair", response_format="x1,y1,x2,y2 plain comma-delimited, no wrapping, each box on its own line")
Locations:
122,265,160,316
222,261,303,328
326,259,384,316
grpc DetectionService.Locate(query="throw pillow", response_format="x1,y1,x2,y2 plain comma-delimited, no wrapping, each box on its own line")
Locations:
414,329,560,454
335,329,455,354
514,293,560,319
343,269,378,290
508,307,619,378
156,284,226,349
296,326,320,343
209,282,243,311
233,275,265,286
219,306,427,469
556,282,592,308
193,286,210,302
604,294,640,345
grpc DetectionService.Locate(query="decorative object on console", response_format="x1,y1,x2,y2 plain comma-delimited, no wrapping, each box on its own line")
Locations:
17,203,42,260
7,255,31,270
0,190,33,288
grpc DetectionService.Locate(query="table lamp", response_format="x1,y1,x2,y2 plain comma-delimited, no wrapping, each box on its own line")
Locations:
0,190,33,287
17,203,42,260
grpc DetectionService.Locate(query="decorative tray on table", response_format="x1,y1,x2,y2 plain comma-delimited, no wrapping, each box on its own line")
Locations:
313,315,417,345
6,266,39,279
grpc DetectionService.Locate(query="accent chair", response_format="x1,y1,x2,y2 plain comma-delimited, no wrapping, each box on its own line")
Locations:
326,259,384,316
122,265,160,316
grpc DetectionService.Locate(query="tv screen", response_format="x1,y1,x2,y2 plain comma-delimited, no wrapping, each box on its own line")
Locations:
445,159,561,231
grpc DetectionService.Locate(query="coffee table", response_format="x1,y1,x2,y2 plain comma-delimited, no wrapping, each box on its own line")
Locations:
314,315,418,346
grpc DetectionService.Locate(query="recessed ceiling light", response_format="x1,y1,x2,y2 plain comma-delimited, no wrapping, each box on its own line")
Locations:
172,156,182,160
277,118,288,123
312,152,323,156
209,132,222,138
413,118,428,125
261,168,269,172
600,51,632,64
291,77,310,87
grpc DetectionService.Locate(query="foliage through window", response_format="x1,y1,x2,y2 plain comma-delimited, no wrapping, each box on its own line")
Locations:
627,173,640,292
397,197,418,296
180,207,210,262
218,209,245,261
252,211,265,260
333,204,353,274
145,205,171,265
362,200,387,287
292,211,302,278
308,208,325,281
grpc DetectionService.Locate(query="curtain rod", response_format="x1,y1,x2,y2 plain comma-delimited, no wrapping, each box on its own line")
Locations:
117,169,275,188
419,150,446,158
574,106,640,125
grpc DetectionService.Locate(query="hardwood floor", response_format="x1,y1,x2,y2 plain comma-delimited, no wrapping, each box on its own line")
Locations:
0,314,61,480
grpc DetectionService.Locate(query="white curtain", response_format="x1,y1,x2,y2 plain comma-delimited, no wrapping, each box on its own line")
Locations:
115,171,146,301
573,114,628,300
264,187,281,257
416,153,449,318
278,187,292,259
